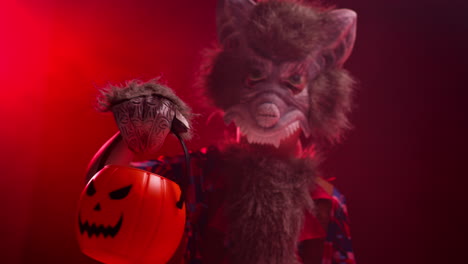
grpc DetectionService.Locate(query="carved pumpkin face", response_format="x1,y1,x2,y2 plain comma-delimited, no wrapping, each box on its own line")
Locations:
76,165,185,264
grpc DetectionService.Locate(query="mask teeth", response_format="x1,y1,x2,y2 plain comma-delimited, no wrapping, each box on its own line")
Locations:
300,121,310,137
240,125,249,135
235,119,249,135
273,138,280,148
246,133,279,148
285,121,300,138
241,121,301,149
246,134,257,144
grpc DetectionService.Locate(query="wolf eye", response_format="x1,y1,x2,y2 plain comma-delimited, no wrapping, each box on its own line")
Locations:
288,74,302,85
86,181,96,196
284,74,306,94
109,185,132,200
249,69,263,80
246,68,266,87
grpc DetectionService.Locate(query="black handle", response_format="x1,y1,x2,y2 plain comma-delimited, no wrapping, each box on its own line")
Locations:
174,132,191,209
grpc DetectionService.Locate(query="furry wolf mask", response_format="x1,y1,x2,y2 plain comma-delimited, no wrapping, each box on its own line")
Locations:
203,0,357,150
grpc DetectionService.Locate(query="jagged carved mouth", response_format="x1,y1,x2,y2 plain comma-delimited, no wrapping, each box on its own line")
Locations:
78,213,123,238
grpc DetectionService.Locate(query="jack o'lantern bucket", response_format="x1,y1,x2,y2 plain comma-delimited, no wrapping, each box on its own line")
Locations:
76,165,186,264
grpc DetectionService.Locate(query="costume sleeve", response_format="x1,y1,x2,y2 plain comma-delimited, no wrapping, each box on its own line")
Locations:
322,188,356,264
131,148,215,264
131,157,184,183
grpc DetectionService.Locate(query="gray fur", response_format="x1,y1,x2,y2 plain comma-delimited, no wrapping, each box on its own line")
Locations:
217,0,256,44
96,79,193,139
221,144,316,264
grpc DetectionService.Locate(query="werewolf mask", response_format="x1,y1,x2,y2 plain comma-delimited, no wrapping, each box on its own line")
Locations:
205,0,357,149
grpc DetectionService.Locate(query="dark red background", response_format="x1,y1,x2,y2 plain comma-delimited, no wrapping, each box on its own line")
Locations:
1,0,466,263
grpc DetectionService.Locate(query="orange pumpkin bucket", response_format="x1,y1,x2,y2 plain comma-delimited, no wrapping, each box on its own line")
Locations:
76,165,186,264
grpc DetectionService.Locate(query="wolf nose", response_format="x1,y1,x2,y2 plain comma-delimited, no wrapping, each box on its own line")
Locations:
255,103,280,128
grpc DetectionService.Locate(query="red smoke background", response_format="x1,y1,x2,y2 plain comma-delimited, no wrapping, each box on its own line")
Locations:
0,0,466,263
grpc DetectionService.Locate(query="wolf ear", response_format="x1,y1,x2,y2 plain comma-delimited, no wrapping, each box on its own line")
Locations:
320,9,357,68
216,0,257,44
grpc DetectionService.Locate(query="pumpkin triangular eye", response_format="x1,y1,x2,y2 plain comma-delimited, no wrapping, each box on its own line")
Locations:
86,181,96,196
109,185,132,200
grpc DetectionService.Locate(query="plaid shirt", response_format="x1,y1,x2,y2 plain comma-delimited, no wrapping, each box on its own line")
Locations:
132,146,355,264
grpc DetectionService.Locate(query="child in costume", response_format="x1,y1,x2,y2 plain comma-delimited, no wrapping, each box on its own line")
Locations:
90,1,357,263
